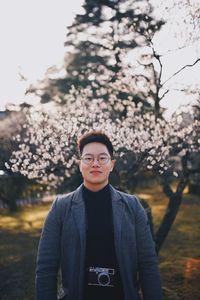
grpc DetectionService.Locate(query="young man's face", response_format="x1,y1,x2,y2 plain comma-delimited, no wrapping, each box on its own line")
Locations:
79,142,115,191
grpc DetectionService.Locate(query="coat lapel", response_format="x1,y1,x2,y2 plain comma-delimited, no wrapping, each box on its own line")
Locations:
72,184,86,253
71,184,86,298
110,185,125,266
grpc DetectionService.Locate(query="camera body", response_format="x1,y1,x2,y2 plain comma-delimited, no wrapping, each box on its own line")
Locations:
88,266,115,287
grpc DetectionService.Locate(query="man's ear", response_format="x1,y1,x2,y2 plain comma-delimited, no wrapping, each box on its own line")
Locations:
76,159,82,173
75,158,80,165
111,159,116,171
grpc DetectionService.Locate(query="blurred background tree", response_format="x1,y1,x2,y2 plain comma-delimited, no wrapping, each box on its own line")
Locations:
0,110,28,211
7,94,199,252
27,0,163,111
0,107,43,211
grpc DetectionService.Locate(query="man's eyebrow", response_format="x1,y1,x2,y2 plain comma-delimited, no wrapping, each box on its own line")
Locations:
83,152,109,156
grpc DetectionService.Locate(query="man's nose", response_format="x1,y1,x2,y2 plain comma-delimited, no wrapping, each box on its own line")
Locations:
92,158,100,166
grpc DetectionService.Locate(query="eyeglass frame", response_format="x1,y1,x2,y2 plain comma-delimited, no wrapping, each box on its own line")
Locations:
80,153,112,165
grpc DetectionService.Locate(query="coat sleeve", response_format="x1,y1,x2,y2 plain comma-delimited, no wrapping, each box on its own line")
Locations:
35,198,62,300
134,197,163,300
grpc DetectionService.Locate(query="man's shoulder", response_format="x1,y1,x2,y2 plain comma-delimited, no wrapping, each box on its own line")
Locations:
113,188,147,220
112,186,140,207
118,189,137,199
56,191,75,202
49,188,80,221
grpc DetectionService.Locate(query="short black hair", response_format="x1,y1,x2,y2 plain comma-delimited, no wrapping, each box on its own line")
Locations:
77,131,113,157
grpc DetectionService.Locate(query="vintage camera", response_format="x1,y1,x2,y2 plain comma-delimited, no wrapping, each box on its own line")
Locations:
88,267,115,287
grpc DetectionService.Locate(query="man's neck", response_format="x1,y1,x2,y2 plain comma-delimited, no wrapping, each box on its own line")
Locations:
83,181,109,192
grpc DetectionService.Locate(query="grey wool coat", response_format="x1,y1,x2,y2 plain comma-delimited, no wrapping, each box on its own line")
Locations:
35,184,163,300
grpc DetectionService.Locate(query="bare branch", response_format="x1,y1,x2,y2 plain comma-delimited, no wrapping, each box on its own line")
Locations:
176,176,189,196
160,45,189,56
162,58,200,86
160,180,174,199
152,46,163,86
134,74,151,83
160,89,169,100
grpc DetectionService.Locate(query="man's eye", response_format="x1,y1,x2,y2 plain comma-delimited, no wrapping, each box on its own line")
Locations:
99,156,108,161
84,157,93,162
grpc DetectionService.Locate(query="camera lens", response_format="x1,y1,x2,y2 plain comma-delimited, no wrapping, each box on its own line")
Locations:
98,272,110,286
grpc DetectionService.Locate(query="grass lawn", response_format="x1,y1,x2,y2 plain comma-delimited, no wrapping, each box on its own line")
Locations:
0,184,199,300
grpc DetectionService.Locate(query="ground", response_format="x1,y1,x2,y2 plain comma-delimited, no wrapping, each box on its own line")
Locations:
0,183,199,300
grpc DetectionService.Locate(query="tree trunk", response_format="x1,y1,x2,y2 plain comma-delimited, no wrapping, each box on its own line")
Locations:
155,176,188,254
155,193,182,253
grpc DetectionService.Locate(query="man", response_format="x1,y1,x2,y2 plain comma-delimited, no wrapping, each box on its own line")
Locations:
36,131,163,300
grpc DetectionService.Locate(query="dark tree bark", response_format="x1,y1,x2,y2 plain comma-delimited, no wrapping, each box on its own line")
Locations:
155,152,190,253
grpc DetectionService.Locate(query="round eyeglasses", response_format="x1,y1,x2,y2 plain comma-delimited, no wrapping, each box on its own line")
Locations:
81,154,111,165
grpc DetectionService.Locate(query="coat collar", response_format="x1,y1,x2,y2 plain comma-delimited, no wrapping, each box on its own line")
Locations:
72,183,123,205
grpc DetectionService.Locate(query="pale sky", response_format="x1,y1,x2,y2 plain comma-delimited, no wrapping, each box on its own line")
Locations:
0,0,83,109
0,0,199,117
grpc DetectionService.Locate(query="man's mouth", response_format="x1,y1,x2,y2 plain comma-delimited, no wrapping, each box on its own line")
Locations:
90,171,102,175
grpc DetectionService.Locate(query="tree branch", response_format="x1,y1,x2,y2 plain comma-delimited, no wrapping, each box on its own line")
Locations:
160,89,169,100
151,44,163,87
162,58,200,86
160,180,174,199
176,176,189,196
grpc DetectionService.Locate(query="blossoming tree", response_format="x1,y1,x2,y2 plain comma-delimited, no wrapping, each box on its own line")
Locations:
7,87,200,252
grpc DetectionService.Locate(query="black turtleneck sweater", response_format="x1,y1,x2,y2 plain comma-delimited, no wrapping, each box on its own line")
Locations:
82,184,124,300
